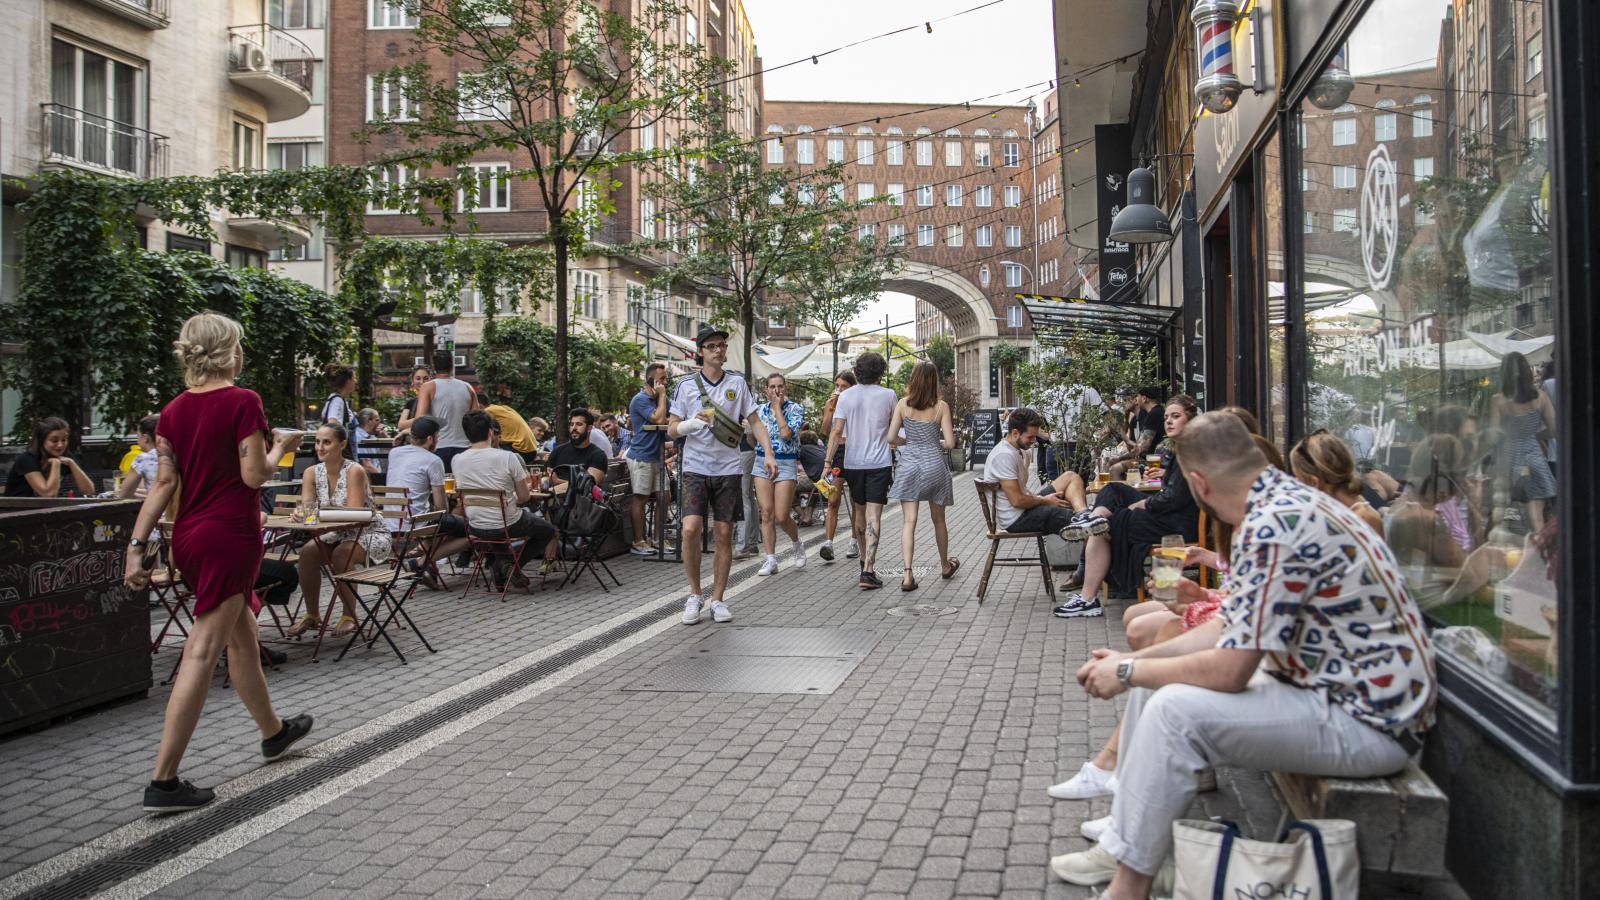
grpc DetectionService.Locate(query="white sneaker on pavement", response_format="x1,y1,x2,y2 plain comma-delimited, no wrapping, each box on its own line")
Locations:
681,595,703,625
1047,761,1116,800
710,600,733,623
1080,813,1113,841
1050,845,1119,886
791,540,807,569
845,538,859,558
757,555,779,576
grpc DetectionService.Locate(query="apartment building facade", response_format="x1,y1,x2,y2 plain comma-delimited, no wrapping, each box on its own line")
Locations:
0,0,316,434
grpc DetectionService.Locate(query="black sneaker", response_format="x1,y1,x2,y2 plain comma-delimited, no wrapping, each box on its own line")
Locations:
1052,593,1105,619
143,779,215,814
859,570,883,590
819,542,835,562
262,713,314,761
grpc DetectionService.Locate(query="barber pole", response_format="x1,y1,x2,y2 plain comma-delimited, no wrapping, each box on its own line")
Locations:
1192,1,1243,114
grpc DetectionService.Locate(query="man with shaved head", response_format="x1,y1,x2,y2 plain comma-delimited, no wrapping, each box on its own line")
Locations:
1050,412,1438,897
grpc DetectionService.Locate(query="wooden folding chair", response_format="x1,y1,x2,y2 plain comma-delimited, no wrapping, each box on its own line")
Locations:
370,485,412,533
973,481,1058,605
334,511,445,663
456,488,533,601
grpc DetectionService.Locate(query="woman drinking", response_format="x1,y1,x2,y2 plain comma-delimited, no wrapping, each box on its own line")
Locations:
753,373,807,575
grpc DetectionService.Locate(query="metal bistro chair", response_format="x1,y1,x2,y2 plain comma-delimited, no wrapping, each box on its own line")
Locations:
972,481,1058,605
333,510,446,663
558,481,625,593
456,488,534,601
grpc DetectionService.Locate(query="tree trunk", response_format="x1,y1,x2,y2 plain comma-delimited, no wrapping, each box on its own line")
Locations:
553,218,570,426
741,292,754,376
830,332,839,379
356,318,374,406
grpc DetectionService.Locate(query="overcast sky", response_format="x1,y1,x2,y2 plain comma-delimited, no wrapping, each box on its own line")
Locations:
742,0,1056,336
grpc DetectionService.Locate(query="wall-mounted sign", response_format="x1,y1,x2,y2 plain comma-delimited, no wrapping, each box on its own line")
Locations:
1095,124,1136,300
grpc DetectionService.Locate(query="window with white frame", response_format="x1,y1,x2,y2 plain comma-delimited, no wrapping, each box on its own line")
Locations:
367,73,412,121
1526,32,1542,81
1412,96,1434,137
460,162,511,211
1332,118,1356,146
857,182,875,203
1304,210,1315,233
1374,100,1397,142
461,283,516,316
1004,224,1022,247
827,138,844,163
1332,208,1358,234
1002,142,1019,166
639,122,656,151
917,224,934,246
973,142,991,166
685,11,698,44
828,183,844,204
945,141,961,166
917,184,933,206
766,126,783,163
367,164,411,213
974,184,992,207
271,0,325,29
887,183,904,206
797,184,813,204
573,269,601,318
369,0,417,28
796,138,814,164
945,184,962,206
859,223,875,241
640,198,656,238
916,140,933,166
1333,165,1357,189
975,224,992,247
946,224,963,247
458,73,509,121
887,139,904,165
1528,113,1547,142
1002,263,1023,288
1003,184,1021,207
268,141,323,171
856,139,874,165
1301,167,1312,191
231,120,260,171
1412,157,1434,181
887,223,905,246
979,264,990,286
1007,305,1024,329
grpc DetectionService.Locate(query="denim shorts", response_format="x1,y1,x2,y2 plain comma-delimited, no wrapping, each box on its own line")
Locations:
752,455,798,482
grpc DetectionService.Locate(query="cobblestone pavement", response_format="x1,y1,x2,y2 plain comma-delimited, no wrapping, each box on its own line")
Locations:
0,471,1130,900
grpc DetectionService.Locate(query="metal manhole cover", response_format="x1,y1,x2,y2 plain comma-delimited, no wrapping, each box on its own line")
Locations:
623,655,861,694
885,605,959,617
690,626,881,658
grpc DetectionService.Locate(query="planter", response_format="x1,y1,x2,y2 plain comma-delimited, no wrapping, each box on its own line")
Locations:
0,497,150,736
1043,534,1084,570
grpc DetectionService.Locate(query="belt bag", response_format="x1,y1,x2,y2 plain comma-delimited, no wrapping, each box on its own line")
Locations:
1172,819,1359,900
695,375,746,449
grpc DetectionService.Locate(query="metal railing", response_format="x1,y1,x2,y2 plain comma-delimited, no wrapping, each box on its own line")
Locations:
84,0,171,26
41,103,168,178
227,24,315,93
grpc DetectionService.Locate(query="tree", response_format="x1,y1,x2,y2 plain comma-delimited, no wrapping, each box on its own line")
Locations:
1014,332,1158,474
363,0,727,425
781,226,900,378
474,317,645,416
925,333,955,382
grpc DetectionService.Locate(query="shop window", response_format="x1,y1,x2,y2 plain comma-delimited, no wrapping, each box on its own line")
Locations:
1296,0,1559,723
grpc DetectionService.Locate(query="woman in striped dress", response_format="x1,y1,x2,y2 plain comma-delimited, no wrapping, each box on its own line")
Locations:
885,362,959,591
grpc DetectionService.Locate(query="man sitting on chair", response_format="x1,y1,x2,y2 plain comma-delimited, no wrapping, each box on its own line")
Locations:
982,407,1105,555
453,410,555,589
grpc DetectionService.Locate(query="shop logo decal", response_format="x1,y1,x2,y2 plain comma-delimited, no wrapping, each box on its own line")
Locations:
1107,268,1129,287
1360,144,1398,290
1104,173,1124,192
725,388,736,400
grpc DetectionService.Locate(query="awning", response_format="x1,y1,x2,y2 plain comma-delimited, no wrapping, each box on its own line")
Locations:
1015,293,1181,350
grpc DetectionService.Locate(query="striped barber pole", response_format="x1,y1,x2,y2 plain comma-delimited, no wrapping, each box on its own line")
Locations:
1199,20,1234,79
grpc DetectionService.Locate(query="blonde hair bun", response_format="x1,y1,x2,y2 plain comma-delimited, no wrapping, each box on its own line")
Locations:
173,312,244,387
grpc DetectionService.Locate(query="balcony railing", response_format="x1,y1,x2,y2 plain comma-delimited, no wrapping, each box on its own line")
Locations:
228,24,315,93
81,0,170,29
41,103,168,178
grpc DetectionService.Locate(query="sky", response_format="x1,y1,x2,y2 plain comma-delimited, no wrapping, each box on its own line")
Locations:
741,0,1057,337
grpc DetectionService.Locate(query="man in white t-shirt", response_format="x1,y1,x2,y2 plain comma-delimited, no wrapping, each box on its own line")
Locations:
383,416,471,571
983,407,1105,554
666,325,778,625
821,352,898,589
452,410,555,588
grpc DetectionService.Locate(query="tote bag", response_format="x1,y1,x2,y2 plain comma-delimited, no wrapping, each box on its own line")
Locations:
1172,819,1360,900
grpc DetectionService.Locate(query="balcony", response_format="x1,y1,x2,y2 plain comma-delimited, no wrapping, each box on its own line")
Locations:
226,216,312,252
41,103,168,178
227,25,314,122
80,0,169,29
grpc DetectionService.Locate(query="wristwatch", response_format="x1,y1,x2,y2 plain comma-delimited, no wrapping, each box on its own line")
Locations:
1115,658,1136,687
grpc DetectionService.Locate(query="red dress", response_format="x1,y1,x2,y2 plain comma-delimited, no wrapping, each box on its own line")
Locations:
157,386,267,617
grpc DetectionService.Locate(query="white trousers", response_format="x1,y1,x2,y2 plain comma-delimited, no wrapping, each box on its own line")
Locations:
1099,675,1411,875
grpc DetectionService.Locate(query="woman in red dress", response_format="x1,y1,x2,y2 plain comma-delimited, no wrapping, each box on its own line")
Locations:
124,312,314,813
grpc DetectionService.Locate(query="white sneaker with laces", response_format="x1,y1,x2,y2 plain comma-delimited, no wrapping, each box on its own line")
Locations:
791,541,807,569
710,600,733,623
846,538,859,558
1047,761,1116,800
757,555,779,576
681,594,704,625
1080,813,1113,841
1050,845,1119,886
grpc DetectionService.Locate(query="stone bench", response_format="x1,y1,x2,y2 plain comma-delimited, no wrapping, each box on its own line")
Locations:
1269,761,1449,880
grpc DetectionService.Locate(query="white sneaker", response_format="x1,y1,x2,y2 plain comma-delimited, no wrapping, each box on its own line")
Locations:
710,601,733,623
1049,845,1119,886
791,541,807,569
1080,814,1113,841
757,555,779,576
681,595,703,625
846,538,859,558
1047,762,1116,800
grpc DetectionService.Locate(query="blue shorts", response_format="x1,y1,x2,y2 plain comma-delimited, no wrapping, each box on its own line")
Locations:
753,455,798,482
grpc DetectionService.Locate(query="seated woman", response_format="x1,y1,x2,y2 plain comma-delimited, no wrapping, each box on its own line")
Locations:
290,424,393,638
5,417,96,498
1056,395,1201,618
1387,434,1474,609
1289,430,1384,533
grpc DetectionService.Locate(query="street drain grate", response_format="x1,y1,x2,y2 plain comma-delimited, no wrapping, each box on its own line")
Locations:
16,601,682,900
885,604,959,617
624,655,860,695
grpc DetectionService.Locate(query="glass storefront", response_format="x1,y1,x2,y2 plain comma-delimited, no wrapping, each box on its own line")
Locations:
1293,0,1556,720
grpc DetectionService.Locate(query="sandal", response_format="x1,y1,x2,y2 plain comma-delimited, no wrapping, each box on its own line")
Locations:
332,615,359,638
287,614,321,638
941,558,961,580
900,567,918,592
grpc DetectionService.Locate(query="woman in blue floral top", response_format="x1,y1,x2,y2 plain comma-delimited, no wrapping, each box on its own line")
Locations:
753,373,808,576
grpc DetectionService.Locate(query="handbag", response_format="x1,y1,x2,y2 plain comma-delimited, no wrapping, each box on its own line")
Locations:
694,375,747,449
1172,819,1359,900
552,466,611,537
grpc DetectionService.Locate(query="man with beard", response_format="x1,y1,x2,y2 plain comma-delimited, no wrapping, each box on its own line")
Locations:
539,409,610,573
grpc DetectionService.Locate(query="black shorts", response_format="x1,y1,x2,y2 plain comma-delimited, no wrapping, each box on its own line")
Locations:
843,466,893,505
829,445,846,472
682,472,743,522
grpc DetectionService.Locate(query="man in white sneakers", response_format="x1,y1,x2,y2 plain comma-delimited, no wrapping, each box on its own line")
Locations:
668,326,778,625
822,352,898,589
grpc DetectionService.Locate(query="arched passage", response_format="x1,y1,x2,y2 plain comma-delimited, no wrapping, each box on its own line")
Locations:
878,259,1001,397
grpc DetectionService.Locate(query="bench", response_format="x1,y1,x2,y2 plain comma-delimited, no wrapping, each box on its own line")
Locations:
1270,762,1449,880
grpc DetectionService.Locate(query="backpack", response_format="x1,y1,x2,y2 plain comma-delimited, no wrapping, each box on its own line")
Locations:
551,465,611,536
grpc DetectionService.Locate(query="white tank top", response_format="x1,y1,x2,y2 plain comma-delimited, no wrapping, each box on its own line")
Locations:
430,377,473,448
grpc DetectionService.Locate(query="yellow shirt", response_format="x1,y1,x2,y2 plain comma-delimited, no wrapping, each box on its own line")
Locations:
484,405,538,453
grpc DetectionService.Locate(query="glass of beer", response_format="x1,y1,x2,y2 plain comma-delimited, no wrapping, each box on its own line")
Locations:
443,474,456,494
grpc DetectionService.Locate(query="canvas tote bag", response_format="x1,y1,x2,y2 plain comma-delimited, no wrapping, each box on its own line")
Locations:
1172,819,1360,900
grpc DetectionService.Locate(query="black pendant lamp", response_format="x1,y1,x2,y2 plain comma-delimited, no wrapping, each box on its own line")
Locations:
1107,167,1173,244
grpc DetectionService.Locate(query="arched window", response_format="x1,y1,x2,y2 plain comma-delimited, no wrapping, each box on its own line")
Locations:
886,126,903,135
915,126,932,135
796,124,813,133
1002,128,1019,137
944,127,962,137
856,125,874,134
764,124,783,133
826,125,843,134
979,264,991,287
973,128,990,137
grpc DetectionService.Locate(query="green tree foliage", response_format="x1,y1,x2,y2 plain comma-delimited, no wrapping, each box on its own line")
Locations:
1015,331,1158,473
474,317,645,418
925,333,956,382
364,0,727,423
780,227,901,378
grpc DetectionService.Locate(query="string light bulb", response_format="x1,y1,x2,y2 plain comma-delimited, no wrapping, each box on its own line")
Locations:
925,22,932,33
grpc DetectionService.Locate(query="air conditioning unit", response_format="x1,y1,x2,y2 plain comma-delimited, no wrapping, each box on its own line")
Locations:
242,46,270,73
454,354,467,368
413,356,427,367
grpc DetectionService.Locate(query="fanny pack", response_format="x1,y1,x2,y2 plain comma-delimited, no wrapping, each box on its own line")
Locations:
695,374,746,449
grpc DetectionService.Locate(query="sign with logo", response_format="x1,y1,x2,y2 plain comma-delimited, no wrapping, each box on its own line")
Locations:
1094,124,1136,300
1360,144,1399,290
1193,0,1281,217
967,409,1002,466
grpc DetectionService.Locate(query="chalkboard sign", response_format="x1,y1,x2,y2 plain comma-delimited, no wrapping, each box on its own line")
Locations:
0,498,150,735
967,409,1002,469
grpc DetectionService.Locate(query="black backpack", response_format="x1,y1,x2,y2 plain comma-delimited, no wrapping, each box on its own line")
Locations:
551,465,610,536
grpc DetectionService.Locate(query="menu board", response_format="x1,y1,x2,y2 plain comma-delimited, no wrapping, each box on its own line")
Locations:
968,409,1002,468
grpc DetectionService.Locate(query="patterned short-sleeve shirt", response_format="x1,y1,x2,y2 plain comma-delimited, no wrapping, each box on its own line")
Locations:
755,399,804,460
1218,466,1437,740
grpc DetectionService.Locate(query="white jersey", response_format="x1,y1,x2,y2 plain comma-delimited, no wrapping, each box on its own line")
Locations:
669,369,756,477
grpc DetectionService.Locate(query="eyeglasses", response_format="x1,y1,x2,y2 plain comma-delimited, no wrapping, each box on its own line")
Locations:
701,342,728,351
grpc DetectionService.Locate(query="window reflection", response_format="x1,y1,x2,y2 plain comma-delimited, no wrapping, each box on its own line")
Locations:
1297,0,1556,719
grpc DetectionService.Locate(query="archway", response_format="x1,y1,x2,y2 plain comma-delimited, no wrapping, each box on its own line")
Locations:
877,259,1002,398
